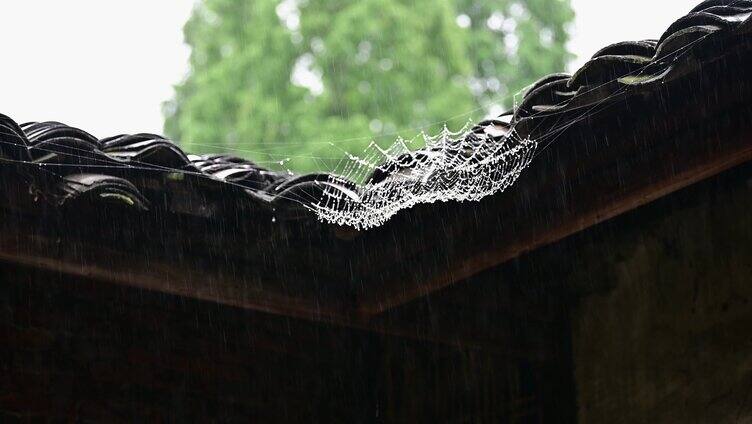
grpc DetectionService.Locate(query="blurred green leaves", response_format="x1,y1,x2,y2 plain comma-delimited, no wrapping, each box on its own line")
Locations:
163,0,574,172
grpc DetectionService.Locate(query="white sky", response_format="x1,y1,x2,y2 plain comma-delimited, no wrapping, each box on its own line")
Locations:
0,0,700,138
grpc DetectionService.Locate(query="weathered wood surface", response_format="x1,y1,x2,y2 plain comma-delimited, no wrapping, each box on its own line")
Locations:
559,161,752,423
0,258,574,422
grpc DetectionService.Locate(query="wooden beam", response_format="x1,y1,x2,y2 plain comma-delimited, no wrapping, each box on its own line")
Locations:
357,139,752,315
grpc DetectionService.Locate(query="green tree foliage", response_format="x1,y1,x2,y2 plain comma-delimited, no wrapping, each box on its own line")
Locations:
164,0,574,172
456,0,574,105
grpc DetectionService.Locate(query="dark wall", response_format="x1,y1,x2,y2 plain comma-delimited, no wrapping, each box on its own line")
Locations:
0,257,573,422
553,162,752,423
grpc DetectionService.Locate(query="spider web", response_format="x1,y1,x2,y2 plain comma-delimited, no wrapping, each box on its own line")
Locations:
309,121,536,230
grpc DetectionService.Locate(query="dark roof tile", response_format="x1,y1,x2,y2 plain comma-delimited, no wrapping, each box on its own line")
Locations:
55,173,150,211
591,40,656,59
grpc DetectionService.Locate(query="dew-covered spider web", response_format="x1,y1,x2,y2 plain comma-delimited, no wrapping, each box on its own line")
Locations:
309,120,537,230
